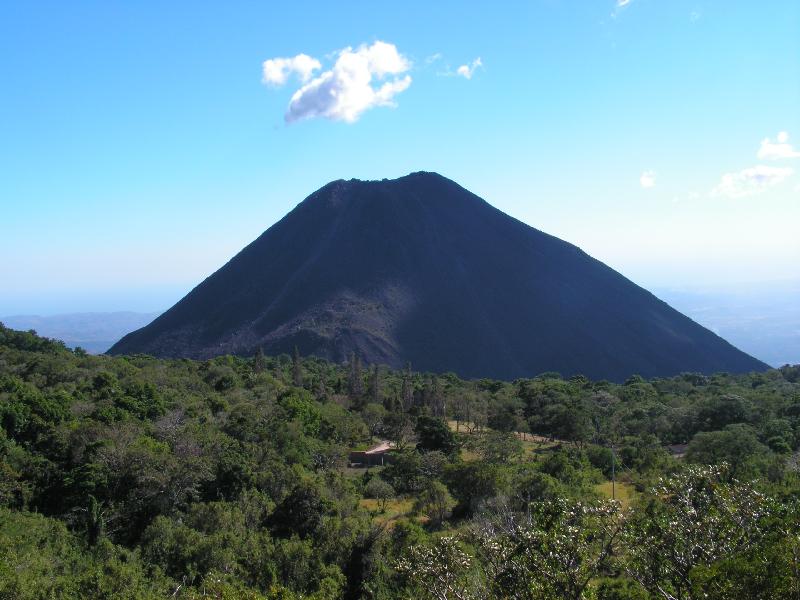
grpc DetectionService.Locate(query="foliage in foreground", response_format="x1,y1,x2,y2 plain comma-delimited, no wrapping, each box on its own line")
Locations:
1,323,799,598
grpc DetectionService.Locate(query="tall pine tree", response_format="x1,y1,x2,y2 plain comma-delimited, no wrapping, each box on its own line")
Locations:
86,495,104,546
253,346,265,374
401,362,413,411
292,345,303,387
316,377,327,402
369,364,381,405
348,352,364,403
430,375,445,417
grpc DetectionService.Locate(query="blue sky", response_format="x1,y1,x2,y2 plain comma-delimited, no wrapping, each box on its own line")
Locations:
1,0,798,315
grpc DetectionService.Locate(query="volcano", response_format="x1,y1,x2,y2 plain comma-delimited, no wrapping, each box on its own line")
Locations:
109,172,767,381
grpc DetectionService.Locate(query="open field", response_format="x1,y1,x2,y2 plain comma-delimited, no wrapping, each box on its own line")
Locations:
595,480,638,509
359,497,417,527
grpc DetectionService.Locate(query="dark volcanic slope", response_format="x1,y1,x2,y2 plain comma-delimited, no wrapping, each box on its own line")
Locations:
110,172,768,381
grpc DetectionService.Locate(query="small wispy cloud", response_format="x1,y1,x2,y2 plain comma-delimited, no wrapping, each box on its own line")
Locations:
456,57,483,80
610,0,634,19
640,170,656,188
425,52,443,65
711,165,794,198
703,131,799,198
757,131,800,160
262,41,412,124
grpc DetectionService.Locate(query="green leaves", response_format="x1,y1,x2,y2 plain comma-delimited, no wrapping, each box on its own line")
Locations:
624,465,777,600
0,325,799,598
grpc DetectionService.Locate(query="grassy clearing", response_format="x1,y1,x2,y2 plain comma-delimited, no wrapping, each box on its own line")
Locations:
459,448,482,462
449,421,562,445
453,420,561,464
595,480,637,509
359,497,417,527
350,437,384,451
521,437,560,456
343,464,389,481
448,420,481,434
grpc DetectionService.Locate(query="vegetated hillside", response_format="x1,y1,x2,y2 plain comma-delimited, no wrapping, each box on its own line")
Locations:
110,172,767,381
3,324,800,599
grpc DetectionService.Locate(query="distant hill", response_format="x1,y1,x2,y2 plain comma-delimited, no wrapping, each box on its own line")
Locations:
2,312,160,354
109,172,767,381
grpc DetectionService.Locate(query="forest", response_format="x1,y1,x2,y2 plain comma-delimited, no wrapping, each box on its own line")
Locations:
1,323,799,599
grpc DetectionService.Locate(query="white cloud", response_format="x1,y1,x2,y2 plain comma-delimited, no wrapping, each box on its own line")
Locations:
425,52,442,64
711,165,794,198
640,170,656,188
456,57,483,80
611,0,633,18
757,131,800,160
263,41,412,124
262,54,321,86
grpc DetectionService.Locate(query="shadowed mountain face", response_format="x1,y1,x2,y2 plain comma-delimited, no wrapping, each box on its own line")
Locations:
109,172,767,381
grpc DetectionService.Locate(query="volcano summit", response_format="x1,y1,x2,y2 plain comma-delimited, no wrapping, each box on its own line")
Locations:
110,172,767,380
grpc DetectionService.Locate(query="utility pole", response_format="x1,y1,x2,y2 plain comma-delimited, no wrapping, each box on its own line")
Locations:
611,443,616,501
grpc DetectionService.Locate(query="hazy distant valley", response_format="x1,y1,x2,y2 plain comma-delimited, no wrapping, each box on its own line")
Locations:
0,311,161,354
657,280,800,367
